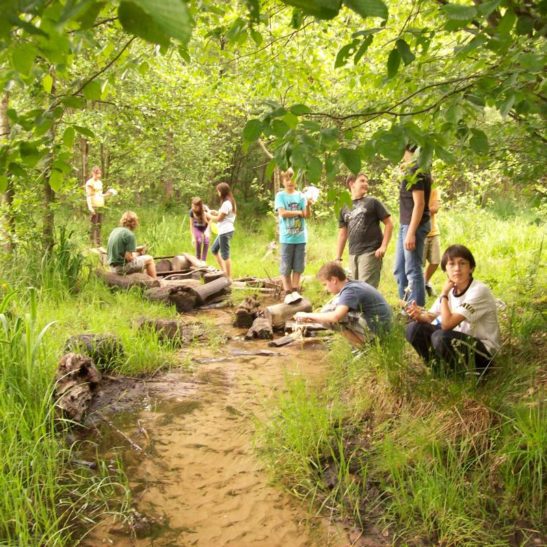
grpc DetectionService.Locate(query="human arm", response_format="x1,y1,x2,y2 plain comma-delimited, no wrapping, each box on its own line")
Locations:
429,188,440,215
405,301,438,323
404,190,425,250
336,227,348,261
295,305,349,324
375,216,393,258
302,197,312,218
85,182,95,214
438,279,466,330
278,207,305,219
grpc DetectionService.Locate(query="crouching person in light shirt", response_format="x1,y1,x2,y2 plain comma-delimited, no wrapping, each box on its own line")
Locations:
405,244,500,375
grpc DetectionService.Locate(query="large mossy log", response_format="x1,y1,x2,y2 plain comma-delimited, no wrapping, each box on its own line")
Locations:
265,298,313,329
96,269,160,289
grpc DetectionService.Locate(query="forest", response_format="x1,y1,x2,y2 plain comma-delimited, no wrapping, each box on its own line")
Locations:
0,0,545,545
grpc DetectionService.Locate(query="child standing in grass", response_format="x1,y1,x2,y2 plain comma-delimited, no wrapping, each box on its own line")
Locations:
206,183,236,280
275,168,312,302
189,197,210,261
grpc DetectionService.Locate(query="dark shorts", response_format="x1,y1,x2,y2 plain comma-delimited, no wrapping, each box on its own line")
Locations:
280,243,306,276
211,231,234,260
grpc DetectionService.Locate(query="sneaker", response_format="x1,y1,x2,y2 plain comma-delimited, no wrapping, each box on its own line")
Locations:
425,283,436,297
284,291,303,305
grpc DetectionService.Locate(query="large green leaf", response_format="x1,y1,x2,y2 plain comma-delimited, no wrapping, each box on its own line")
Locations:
131,0,191,44
11,44,36,75
281,0,342,20
387,48,400,78
118,2,170,46
339,148,361,173
396,39,415,65
243,119,263,142
83,80,102,100
307,156,322,182
441,3,477,21
469,129,489,154
343,0,388,20
290,104,311,116
49,169,64,192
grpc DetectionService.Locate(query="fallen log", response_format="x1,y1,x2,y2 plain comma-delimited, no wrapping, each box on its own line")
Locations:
96,269,160,289
180,253,207,269
64,334,125,372
137,318,207,345
160,270,203,280
233,295,261,328
55,353,102,423
265,298,313,329
245,316,274,340
145,285,199,312
192,276,231,305
203,270,226,283
171,255,192,271
268,334,296,347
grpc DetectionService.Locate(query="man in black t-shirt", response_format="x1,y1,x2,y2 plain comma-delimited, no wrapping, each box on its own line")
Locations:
335,173,393,288
393,145,432,307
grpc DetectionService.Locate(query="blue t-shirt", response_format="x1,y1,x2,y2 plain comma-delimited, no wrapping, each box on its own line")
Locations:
335,280,392,334
275,190,307,244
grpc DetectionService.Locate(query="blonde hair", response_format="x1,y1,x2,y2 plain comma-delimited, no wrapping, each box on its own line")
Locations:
120,211,138,229
280,168,294,182
91,165,101,175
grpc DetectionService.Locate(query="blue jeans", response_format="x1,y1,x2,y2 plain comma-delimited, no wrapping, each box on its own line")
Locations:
211,231,234,260
393,221,430,306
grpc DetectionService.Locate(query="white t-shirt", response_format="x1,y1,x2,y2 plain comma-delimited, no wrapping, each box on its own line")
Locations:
217,200,236,235
86,178,104,208
430,280,500,354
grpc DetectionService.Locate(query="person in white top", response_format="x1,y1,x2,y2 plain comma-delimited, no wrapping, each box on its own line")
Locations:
405,244,500,374
205,182,236,280
85,165,114,245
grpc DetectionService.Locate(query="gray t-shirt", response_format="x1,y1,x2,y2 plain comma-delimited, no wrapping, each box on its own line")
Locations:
335,280,392,334
338,196,390,255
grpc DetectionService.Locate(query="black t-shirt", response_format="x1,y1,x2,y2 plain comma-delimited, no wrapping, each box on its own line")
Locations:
338,196,390,255
399,165,432,225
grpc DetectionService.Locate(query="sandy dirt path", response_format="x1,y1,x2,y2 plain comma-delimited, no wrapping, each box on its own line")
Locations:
82,309,350,546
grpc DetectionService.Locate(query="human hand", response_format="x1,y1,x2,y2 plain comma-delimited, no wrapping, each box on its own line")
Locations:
294,312,310,323
375,246,386,259
441,279,455,297
404,232,416,251
405,301,422,321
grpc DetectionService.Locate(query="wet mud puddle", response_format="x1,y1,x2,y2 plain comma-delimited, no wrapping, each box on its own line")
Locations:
82,310,348,546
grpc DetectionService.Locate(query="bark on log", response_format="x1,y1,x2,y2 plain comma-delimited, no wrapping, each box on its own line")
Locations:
171,255,191,271
145,285,199,312
245,316,273,340
265,299,313,329
64,334,125,372
268,334,296,347
160,270,202,280
233,295,261,328
180,253,207,269
160,279,202,290
55,353,101,423
96,269,160,289
203,270,226,284
192,276,231,305
155,258,172,273
137,319,207,345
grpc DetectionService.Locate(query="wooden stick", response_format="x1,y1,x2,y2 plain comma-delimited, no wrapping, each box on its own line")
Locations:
96,412,143,452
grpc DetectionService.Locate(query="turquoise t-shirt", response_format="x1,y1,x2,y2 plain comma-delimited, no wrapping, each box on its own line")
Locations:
275,190,307,244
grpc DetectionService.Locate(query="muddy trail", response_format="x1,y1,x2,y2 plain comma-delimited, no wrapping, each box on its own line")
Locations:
80,308,354,546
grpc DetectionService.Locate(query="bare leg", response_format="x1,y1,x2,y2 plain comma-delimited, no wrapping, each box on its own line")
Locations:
425,263,439,284
223,257,232,280
213,252,223,270
145,258,157,279
281,275,292,292
291,272,302,292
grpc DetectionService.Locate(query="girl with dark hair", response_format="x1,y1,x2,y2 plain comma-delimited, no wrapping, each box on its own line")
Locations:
206,183,236,279
405,244,500,374
189,197,209,261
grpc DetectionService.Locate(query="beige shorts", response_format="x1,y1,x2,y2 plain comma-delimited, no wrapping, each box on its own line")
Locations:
423,234,441,266
349,251,382,288
111,254,151,275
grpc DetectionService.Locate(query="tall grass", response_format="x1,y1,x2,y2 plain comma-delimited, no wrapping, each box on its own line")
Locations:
258,203,546,544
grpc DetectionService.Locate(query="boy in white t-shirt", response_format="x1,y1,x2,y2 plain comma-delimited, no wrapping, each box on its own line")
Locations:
405,244,500,374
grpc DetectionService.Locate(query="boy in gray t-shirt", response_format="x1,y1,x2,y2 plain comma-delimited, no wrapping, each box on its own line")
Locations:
295,262,392,347
336,173,393,288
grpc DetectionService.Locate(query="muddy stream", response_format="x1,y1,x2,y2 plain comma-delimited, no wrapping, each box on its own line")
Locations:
81,308,354,546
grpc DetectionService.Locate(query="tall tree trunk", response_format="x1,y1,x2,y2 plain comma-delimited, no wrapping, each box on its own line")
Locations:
163,130,175,202
80,136,88,185
0,92,16,251
43,72,57,252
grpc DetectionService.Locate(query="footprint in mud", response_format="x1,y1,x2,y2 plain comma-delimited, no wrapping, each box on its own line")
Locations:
82,321,350,546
